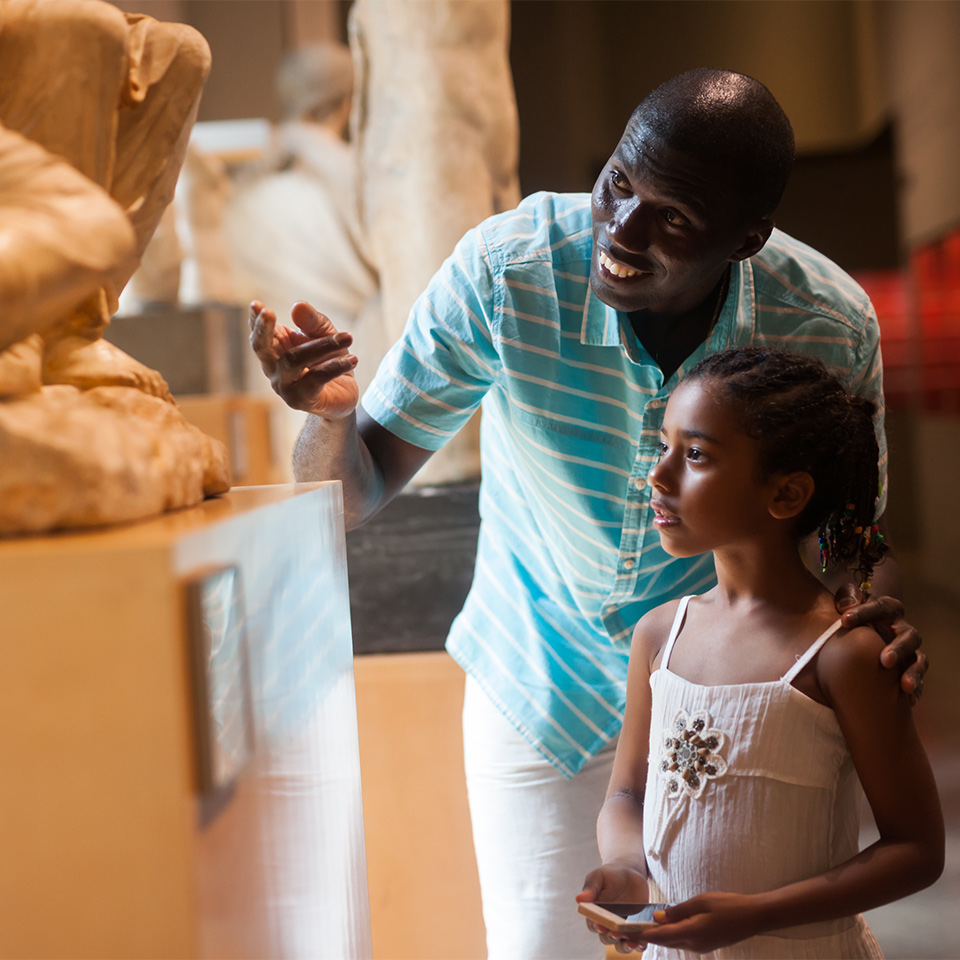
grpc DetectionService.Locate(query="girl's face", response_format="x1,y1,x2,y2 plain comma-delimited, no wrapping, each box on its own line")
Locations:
649,378,780,558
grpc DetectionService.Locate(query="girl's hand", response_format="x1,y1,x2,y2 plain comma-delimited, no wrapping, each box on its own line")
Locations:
641,892,761,953
576,864,649,954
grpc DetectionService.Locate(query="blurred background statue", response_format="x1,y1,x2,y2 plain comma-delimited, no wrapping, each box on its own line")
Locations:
0,0,228,534
118,3,522,489
349,0,521,484
222,41,383,467
225,42,380,357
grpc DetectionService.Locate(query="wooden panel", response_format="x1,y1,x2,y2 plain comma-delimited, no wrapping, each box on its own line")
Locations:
0,542,196,957
354,652,486,960
176,393,286,486
0,485,370,959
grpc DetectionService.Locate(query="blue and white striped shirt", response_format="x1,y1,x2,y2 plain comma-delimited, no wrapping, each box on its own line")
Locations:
363,192,887,777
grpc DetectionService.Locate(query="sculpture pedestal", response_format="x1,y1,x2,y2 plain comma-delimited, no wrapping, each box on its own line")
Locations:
0,484,370,959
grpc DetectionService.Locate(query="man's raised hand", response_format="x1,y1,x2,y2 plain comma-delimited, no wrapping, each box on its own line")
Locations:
249,299,359,418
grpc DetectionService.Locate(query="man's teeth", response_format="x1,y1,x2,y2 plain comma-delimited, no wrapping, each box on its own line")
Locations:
599,250,639,278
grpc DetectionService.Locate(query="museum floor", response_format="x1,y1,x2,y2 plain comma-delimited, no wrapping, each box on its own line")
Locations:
861,556,960,960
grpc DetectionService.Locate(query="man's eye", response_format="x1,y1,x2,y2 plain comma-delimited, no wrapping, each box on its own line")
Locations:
662,209,687,226
610,169,629,191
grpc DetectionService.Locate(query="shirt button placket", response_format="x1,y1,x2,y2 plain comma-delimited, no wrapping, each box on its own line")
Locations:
636,396,668,555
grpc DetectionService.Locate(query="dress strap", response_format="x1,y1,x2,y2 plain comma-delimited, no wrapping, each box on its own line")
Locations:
660,595,693,669
781,618,844,684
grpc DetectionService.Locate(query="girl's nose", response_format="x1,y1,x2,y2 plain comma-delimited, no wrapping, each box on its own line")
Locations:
649,456,668,491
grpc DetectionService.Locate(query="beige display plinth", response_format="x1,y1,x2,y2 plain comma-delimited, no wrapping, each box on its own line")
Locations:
354,652,486,960
0,484,370,960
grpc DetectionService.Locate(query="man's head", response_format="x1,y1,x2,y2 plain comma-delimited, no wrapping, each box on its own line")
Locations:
634,69,795,221
590,69,795,316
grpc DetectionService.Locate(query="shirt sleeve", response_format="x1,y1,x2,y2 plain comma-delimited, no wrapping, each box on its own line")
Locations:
361,224,502,451
847,301,889,519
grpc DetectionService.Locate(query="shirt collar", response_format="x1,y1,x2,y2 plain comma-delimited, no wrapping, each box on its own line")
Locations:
578,259,751,364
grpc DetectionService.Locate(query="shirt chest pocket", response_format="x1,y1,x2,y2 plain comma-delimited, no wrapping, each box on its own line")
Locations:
510,405,626,447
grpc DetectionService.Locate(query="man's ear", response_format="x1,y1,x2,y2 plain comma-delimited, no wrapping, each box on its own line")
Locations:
768,470,815,521
730,218,774,262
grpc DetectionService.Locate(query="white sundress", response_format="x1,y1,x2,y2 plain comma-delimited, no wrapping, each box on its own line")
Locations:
642,596,884,959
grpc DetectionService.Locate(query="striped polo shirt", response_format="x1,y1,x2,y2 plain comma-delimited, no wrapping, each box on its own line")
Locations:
362,192,887,777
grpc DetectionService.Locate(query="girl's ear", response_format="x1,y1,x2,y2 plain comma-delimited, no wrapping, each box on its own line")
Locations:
768,471,815,520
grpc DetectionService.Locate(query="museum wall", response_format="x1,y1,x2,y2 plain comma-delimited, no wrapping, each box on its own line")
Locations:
876,0,960,247
112,0,958,267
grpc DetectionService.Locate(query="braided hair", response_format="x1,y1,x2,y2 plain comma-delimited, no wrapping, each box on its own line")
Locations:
685,347,886,592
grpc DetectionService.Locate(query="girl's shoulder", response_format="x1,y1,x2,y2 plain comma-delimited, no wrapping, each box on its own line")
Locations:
630,597,686,671
815,622,896,708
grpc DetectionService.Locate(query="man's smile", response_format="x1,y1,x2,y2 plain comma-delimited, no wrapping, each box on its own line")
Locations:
597,248,645,280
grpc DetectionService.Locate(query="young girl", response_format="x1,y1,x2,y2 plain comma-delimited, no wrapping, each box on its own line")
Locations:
577,348,944,958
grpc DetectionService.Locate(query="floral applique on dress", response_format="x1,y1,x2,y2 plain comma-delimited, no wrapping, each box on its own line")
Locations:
648,708,730,861
658,709,728,799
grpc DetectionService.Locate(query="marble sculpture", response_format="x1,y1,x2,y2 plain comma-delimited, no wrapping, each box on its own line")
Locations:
0,0,228,535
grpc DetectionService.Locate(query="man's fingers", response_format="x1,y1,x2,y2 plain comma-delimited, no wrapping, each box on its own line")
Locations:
248,300,265,333
840,594,904,629
291,299,337,338
835,582,860,612
279,332,354,372
249,302,277,355
902,650,929,702
877,619,921,671
281,357,358,403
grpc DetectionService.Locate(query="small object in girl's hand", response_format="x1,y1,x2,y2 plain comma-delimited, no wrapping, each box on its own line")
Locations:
577,901,671,935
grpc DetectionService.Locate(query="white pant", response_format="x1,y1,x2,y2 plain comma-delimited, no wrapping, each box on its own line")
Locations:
462,676,617,960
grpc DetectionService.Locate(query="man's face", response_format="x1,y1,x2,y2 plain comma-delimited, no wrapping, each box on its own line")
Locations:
589,119,764,316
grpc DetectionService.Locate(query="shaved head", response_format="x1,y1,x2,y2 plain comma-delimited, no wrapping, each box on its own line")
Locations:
630,69,795,221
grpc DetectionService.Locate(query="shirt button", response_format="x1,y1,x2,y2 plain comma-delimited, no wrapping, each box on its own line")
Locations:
648,399,664,409
634,478,647,491
624,559,636,570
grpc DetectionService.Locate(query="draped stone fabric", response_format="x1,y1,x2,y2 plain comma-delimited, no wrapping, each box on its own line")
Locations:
350,0,521,484
0,0,228,534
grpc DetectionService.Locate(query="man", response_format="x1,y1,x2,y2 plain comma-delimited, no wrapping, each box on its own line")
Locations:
251,70,926,958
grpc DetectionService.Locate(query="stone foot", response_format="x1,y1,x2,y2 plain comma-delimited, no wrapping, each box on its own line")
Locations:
42,336,173,402
0,335,43,398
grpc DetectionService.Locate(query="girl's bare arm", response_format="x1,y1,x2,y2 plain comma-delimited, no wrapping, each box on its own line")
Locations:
578,603,678,904
643,625,944,954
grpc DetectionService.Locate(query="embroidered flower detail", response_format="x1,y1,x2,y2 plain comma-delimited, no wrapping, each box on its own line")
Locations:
657,708,727,800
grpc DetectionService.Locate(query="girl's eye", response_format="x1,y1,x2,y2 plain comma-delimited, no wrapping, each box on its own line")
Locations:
657,441,668,458
687,447,704,462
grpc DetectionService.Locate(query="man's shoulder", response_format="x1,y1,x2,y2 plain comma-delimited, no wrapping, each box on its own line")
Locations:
476,191,594,267
751,228,875,323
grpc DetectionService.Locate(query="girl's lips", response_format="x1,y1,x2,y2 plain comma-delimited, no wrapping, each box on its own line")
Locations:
653,514,680,529
652,501,680,528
